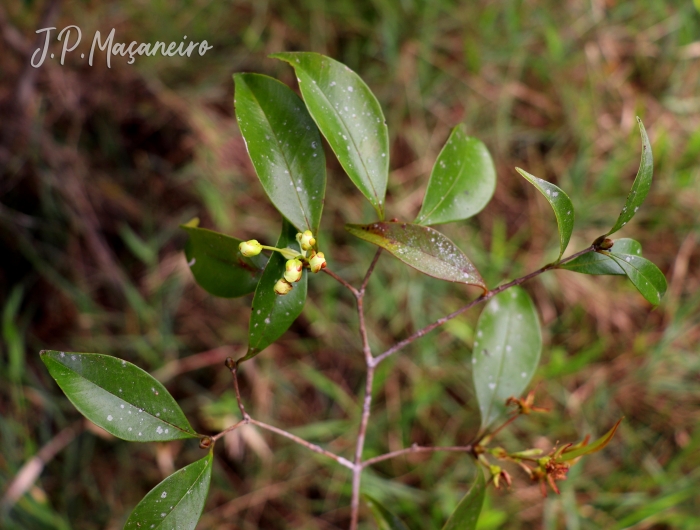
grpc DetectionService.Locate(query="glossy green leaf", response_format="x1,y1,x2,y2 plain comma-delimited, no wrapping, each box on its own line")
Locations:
605,117,653,236
516,168,574,260
442,468,486,530
472,287,542,430
364,494,411,530
606,252,667,306
559,239,642,275
345,222,485,290
40,351,197,442
234,73,326,234
271,52,389,219
240,220,307,363
560,418,623,462
416,125,496,225
181,221,266,298
124,452,213,529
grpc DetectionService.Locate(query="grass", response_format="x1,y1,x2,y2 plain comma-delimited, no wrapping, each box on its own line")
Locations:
1,0,699,528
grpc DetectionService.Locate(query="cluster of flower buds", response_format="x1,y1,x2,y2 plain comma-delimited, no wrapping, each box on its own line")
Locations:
238,230,327,296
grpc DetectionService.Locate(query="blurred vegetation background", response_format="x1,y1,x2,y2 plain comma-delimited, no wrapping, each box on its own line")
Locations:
1,0,699,528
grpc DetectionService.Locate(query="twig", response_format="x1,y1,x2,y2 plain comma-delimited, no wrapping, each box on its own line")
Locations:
323,268,360,297
217,358,353,468
348,251,382,530
360,248,382,295
350,366,374,529
211,419,247,442
357,297,373,365
216,246,596,529
362,444,474,468
227,359,250,421
372,246,594,366
249,419,354,469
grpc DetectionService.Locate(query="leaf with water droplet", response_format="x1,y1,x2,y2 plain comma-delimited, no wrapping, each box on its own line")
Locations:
559,239,641,275
124,452,213,530
605,117,653,236
416,125,496,225
234,73,326,234
605,252,666,306
240,220,307,364
516,168,574,261
41,351,197,442
472,287,542,431
364,494,411,530
181,221,267,298
345,222,485,290
271,52,389,219
442,468,486,530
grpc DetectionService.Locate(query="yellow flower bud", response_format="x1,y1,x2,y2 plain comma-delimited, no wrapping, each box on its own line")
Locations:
239,239,262,257
284,258,303,283
309,251,326,273
299,230,316,251
274,278,293,295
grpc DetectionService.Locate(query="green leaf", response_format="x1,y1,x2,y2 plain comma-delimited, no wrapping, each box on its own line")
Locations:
240,220,307,363
345,222,485,290
515,168,574,261
40,351,197,442
271,52,389,219
442,468,486,530
605,252,667,306
181,221,267,298
416,125,496,225
364,494,411,530
234,73,326,234
560,418,623,462
124,452,213,529
605,117,653,236
559,238,642,275
472,287,542,431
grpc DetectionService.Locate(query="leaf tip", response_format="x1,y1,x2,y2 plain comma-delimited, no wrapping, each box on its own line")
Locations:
182,217,200,229
268,52,292,63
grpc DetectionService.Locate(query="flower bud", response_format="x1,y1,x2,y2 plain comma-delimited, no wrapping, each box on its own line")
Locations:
599,238,614,250
274,278,293,295
239,239,262,257
309,251,327,273
284,258,303,283
299,230,316,251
